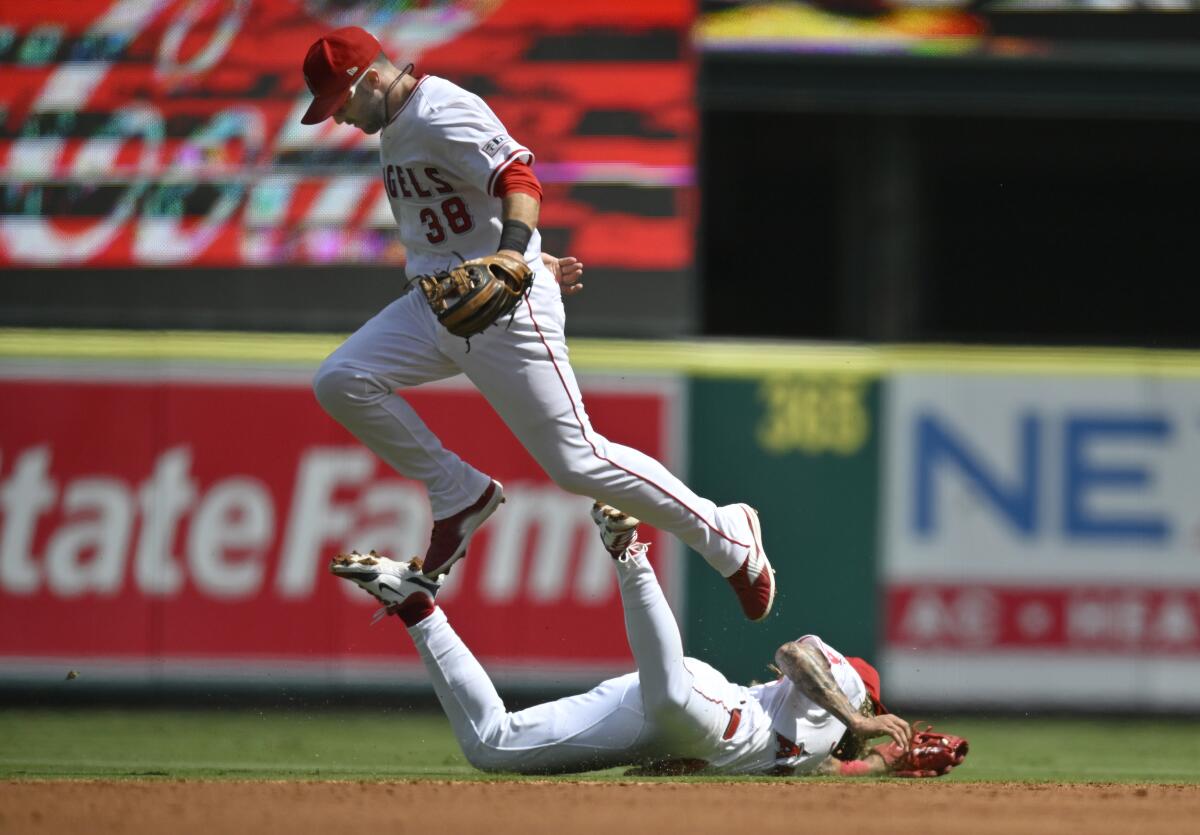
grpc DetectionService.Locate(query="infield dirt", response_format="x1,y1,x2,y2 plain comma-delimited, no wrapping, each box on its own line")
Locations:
2,780,1194,834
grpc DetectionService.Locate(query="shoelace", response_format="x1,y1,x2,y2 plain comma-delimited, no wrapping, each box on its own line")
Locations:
606,528,637,553
364,574,406,625
616,540,650,563
370,605,394,626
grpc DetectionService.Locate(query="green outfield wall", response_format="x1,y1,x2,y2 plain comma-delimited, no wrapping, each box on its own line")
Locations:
685,374,881,685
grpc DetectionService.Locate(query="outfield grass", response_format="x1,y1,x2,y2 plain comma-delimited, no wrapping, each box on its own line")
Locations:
2,710,1198,782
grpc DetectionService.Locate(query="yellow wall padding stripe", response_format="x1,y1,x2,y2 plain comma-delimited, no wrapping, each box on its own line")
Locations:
0,329,344,365
1,328,1199,378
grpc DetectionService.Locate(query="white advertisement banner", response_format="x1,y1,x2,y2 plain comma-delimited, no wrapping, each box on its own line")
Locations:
882,372,1200,708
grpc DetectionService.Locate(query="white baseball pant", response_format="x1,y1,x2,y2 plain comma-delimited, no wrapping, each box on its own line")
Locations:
406,547,747,773
312,266,752,577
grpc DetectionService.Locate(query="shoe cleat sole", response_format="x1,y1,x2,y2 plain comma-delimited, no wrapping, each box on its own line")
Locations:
330,550,383,575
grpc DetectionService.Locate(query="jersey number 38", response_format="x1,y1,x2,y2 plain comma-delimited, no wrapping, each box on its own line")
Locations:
420,196,474,243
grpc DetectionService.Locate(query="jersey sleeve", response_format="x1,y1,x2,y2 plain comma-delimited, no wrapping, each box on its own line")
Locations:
421,92,534,197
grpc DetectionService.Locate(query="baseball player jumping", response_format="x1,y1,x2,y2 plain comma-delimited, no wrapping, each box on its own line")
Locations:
300,27,775,620
329,507,967,777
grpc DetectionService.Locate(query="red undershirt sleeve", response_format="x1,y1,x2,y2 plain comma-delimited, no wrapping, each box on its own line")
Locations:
494,160,543,202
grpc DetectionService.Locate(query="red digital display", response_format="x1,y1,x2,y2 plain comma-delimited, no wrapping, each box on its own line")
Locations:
0,0,694,271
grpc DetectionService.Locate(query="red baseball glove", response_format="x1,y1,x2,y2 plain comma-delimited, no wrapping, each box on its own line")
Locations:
872,723,969,778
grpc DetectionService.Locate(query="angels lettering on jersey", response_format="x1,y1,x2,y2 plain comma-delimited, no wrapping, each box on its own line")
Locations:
378,76,541,275
381,164,462,239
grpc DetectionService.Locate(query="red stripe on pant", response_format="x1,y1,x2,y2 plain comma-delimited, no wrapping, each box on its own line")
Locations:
523,296,750,550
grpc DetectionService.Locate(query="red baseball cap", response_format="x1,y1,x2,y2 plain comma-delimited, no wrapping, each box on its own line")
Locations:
847,657,888,715
301,26,381,125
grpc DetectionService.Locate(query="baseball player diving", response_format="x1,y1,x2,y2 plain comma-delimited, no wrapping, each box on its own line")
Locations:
330,507,968,777
300,27,775,621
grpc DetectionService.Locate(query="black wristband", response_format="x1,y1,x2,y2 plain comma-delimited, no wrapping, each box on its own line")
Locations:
497,219,533,255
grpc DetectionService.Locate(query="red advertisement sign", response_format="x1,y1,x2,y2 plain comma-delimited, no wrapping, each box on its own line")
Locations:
0,366,681,684
887,584,1200,655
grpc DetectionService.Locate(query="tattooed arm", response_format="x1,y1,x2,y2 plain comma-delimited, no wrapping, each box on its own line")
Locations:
773,640,911,749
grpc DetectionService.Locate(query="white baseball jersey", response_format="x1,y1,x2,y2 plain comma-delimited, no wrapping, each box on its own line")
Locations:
742,634,868,773
700,634,867,775
378,75,542,276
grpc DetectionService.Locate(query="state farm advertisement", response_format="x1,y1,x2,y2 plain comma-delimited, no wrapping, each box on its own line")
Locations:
880,373,1200,709
0,364,683,687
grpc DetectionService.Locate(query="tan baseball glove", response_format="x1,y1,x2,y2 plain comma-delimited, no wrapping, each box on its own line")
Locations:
416,253,533,341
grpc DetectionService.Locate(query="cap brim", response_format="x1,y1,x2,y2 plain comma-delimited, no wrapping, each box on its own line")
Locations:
301,89,350,125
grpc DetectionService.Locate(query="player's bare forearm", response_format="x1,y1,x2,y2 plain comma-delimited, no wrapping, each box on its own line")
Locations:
812,752,889,777
775,641,863,729
501,191,539,229
501,190,540,225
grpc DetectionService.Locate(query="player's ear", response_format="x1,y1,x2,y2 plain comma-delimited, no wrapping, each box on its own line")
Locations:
361,67,382,91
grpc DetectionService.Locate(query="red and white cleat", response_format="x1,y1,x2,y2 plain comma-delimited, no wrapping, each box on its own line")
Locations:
421,480,505,577
590,502,641,559
329,551,443,623
726,504,775,621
